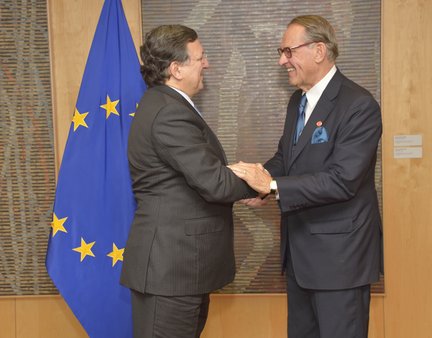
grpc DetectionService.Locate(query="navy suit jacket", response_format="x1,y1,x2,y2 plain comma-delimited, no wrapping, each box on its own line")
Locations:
265,69,382,290
121,85,255,296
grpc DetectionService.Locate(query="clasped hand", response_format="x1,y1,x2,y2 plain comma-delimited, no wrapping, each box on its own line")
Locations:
228,161,272,207
228,161,272,195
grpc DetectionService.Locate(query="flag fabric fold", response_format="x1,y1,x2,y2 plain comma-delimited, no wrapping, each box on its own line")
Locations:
46,0,145,336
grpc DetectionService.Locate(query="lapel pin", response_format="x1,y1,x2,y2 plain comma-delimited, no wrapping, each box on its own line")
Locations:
316,121,323,127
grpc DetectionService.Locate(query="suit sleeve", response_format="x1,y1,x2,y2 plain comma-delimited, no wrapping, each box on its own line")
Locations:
275,94,382,213
264,139,286,178
151,103,256,203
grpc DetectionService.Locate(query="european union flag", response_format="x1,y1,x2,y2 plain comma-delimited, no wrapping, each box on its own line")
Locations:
45,0,146,336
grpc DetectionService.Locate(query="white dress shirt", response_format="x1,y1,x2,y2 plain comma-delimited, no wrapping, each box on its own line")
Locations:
304,65,337,124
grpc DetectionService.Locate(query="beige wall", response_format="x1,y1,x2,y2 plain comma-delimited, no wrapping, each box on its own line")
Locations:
1,0,431,337
381,0,432,337
0,294,384,338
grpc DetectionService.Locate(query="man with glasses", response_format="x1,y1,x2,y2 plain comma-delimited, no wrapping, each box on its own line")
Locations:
230,15,382,338
121,25,257,338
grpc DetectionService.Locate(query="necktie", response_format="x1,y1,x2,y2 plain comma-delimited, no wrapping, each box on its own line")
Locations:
294,94,307,144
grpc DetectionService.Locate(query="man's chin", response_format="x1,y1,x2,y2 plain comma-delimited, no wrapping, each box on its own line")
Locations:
288,78,297,87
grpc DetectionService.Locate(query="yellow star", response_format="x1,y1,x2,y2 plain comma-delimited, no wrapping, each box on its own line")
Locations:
73,237,96,262
100,95,120,119
107,243,125,267
51,213,68,237
71,108,89,131
129,103,138,117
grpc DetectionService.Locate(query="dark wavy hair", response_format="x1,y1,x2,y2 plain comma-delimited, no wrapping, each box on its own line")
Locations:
140,25,198,87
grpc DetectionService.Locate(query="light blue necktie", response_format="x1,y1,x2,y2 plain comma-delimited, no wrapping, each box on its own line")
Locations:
294,94,307,144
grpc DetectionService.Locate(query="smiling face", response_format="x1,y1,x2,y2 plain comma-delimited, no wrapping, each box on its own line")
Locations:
177,39,209,97
278,23,327,92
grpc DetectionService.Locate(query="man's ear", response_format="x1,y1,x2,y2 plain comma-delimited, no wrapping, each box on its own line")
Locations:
169,61,182,80
314,42,327,63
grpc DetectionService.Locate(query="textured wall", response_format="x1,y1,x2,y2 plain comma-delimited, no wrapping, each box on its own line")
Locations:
141,0,383,293
0,0,56,295
0,0,382,296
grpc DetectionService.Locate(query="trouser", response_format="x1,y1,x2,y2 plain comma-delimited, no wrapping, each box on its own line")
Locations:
131,290,210,338
286,256,371,338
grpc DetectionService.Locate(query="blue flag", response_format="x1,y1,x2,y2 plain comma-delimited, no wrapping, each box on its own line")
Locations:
45,0,145,336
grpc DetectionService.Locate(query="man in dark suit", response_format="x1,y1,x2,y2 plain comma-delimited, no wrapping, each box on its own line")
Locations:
229,15,382,338
120,25,256,338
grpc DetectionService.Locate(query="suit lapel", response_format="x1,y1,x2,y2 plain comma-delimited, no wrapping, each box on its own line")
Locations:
156,85,200,117
283,91,302,172
155,85,228,165
287,70,343,170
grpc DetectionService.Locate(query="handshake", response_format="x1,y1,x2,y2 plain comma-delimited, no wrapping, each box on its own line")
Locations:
228,161,273,207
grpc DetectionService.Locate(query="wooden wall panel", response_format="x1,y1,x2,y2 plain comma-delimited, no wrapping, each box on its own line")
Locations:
15,296,86,338
0,298,16,338
382,0,432,337
369,295,385,338
202,294,287,338
0,295,383,338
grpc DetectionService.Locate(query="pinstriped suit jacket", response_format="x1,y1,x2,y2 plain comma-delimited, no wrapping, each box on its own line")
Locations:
120,85,255,296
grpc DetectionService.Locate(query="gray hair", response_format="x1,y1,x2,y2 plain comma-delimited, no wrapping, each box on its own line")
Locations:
290,15,339,62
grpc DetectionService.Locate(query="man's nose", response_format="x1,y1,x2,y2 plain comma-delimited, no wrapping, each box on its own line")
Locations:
278,53,288,66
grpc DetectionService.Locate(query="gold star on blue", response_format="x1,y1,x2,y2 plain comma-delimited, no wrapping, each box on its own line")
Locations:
51,213,68,237
73,237,96,262
100,95,120,119
107,243,125,267
71,108,89,131
129,103,138,117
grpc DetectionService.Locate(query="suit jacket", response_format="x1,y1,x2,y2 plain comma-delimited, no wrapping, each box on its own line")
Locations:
120,85,255,296
265,69,382,290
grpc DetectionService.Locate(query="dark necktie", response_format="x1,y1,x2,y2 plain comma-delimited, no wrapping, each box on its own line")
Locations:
294,94,307,144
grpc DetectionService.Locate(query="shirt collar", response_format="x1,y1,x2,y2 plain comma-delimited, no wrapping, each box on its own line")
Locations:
304,65,337,112
168,86,195,108
168,86,202,117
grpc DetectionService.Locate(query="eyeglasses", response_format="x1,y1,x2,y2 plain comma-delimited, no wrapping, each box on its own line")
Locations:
277,41,317,58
